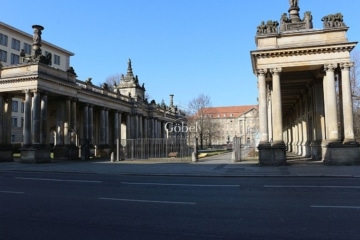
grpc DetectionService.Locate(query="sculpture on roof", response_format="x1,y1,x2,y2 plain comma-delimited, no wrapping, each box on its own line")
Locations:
289,0,298,8
32,25,43,45
322,13,346,28
257,0,313,34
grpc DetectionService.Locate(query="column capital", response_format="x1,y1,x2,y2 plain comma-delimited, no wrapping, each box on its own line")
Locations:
270,67,282,75
324,63,338,72
340,62,354,70
256,68,267,76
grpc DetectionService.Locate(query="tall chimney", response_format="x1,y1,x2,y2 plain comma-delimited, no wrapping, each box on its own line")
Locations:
169,94,174,107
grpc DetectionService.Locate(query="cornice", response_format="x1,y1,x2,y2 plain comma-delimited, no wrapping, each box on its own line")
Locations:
251,42,357,58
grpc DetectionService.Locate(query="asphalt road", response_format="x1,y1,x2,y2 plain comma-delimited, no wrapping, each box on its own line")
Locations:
1,172,360,240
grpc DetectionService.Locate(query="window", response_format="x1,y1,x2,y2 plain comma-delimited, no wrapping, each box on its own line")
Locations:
11,38,20,51
11,117,18,127
0,50,7,62
0,33,8,46
12,101,18,112
11,135,15,143
11,53,19,64
21,102,24,113
54,54,60,65
23,42,32,55
21,117,24,128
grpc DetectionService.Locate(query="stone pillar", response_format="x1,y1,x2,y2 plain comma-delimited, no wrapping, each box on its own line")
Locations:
56,100,65,146
126,114,131,139
341,62,356,143
114,112,119,142
64,98,71,145
23,90,32,146
105,108,109,145
271,67,284,145
139,115,143,138
83,105,89,144
118,112,122,141
32,90,41,144
88,105,94,144
323,63,339,141
40,93,48,144
100,108,106,145
258,68,269,144
143,117,148,139
70,99,77,145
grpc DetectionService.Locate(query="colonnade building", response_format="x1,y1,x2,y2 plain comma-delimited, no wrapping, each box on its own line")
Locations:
251,2,359,165
0,24,183,163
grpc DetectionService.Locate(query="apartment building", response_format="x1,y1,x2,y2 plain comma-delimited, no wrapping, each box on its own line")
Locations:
203,105,259,146
0,21,74,142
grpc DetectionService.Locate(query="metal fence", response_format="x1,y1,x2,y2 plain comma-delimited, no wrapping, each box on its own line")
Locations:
232,135,259,162
120,138,194,160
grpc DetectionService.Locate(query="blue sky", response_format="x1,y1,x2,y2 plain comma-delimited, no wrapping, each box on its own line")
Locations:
2,0,359,109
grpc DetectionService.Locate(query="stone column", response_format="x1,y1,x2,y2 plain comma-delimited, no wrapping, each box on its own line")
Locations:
324,63,339,141
70,99,77,145
64,98,71,145
100,109,106,145
83,105,89,144
105,108,109,145
40,93,48,144
56,100,65,146
114,112,119,143
88,105,94,144
139,115,143,138
270,67,284,145
126,114,131,139
341,62,355,143
257,69,269,143
118,112,122,141
134,114,139,139
143,117,148,139
32,90,41,144
151,118,155,138
23,90,32,146
114,111,120,161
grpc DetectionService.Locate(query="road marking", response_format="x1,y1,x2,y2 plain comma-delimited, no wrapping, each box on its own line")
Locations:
264,185,360,189
0,190,24,194
121,182,240,187
99,197,196,205
15,177,102,183
311,205,360,209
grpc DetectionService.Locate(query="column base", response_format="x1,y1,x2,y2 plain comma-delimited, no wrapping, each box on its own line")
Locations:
0,144,14,162
322,140,360,165
20,144,51,163
310,141,322,160
258,142,286,166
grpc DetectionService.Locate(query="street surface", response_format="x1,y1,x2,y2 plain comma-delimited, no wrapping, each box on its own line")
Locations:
1,171,360,240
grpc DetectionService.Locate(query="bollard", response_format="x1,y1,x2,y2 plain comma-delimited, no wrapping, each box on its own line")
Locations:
110,152,115,162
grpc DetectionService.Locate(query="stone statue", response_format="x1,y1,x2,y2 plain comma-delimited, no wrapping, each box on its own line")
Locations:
256,21,267,34
303,11,313,29
289,0,298,8
280,13,289,32
266,20,278,34
322,13,346,28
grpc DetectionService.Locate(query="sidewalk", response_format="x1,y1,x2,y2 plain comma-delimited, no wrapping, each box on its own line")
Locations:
1,153,360,177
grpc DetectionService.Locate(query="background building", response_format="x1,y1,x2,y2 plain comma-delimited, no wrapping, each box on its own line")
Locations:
202,105,258,147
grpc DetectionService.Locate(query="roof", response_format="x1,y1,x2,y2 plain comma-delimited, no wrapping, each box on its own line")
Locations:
203,105,258,118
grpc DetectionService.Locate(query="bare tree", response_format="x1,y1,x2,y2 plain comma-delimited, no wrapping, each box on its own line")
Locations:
101,73,122,92
187,94,216,149
351,50,360,141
